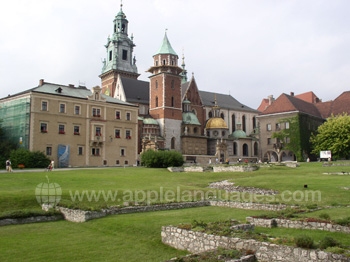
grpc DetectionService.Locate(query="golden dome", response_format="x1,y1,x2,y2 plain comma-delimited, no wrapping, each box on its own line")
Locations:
205,117,228,129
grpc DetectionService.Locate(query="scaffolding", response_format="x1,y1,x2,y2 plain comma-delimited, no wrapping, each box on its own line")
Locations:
0,96,31,149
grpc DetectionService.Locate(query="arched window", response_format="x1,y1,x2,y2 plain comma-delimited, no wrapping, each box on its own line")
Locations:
193,127,198,134
122,24,126,33
155,96,158,107
171,60,174,65
221,113,225,120
233,142,237,155
171,80,175,89
253,116,256,129
232,114,236,132
163,59,166,65
243,144,249,156
171,137,175,149
254,142,258,156
171,96,174,107
208,111,213,118
242,115,246,132
155,61,158,66
155,80,158,89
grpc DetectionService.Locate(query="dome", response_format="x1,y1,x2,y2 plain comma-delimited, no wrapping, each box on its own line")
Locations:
182,112,201,125
205,118,228,129
231,130,247,138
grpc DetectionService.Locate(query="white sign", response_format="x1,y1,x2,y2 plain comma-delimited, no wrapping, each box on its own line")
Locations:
320,151,332,159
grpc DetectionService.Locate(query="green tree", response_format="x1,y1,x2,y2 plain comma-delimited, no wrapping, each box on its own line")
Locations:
0,120,18,168
311,114,350,160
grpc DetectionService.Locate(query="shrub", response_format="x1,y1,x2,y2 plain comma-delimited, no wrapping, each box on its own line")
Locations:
319,236,339,250
141,150,184,168
335,217,350,227
318,213,331,221
324,246,345,254
9,148,51,168
294,235,314,249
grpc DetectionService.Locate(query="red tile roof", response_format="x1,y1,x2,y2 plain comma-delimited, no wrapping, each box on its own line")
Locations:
295,91,320,104
257,98,270,112
330,91,350,116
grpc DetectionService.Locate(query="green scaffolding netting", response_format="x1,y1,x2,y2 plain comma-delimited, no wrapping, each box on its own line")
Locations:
0,97,31,149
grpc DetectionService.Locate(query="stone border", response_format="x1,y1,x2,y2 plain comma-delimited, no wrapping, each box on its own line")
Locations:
246,217,350,234
323,172,350,175
161,226,349,262
213,166,259,172
167,253,256,262
0,215,63,226
208,180,279,195
210,201,289,211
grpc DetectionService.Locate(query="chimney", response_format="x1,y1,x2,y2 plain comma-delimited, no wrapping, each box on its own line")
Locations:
268,95,274,105
39,79,44,86
290,92,294,96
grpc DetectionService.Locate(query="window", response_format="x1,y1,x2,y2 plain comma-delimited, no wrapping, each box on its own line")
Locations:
171,60,174,65
125,130,131,139
41,101,48,111
121,23,126,33
162,59,166,65
116,111,121,119
222,131,226,136
58,125,65,134
92,148,100,156
232,114,236,132
208,111,213,118
115,129,120,138
267,138,271,145
171,96,174,107
78,146,83,155
122,50,127,60
74,126,80,135
254,142,258,156
114,24,116,33
46,147,52,156
171,137,175,149
193,127,198,134
267,124,272,131
155,80,158,89
242,115,246,132
96,127,102,136
276,123,281,130
155,96,158,107
221,113,225,120
155,61,158,66
121,149,125,156
126,112,131,121
41,123,47,133
109,50,112,61
74,105,80,115
253,117,256,129
116,160,120,165
233,142,237,155
92,108,101,117
285,122,290,129
124,160,128,165
59,103,65,113
243,144,249,156
171,80,175,89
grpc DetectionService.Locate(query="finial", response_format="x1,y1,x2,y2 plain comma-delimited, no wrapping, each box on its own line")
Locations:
165,28,168,34
120,0,123,10
192,72,194,77
215,94,218,106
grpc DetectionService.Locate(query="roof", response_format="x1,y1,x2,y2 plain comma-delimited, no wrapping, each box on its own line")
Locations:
315,101,333,118
260,93,322,118
143,118,159,125
329,91,350,116
120,77,149,104
257,98,269,112
295,91,320,104
154,33,178,56
205,117,228,129
182,112,201,126
181,82,190,99
199,90,259,112
231,130,247,138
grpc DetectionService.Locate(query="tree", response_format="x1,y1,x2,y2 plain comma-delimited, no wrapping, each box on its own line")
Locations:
0,120,18,168
311,114,350,160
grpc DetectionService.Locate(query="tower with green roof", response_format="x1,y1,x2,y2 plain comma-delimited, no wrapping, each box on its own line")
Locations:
147,32,183,151
100,2,139,97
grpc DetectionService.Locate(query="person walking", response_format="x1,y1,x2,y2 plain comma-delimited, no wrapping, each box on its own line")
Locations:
5,159,10,172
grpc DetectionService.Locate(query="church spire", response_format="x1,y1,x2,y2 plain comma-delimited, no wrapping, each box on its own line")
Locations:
180,50,188,83
154,31,178,56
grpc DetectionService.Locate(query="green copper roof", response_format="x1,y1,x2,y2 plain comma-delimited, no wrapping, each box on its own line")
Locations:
231,130,247,138
143,118,159,125
154,33,178,56
183,99,191,104
182,112,201,126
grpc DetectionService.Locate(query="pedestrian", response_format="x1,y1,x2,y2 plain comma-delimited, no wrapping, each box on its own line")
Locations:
5,159,10,172
51,160,55,170
245,159,248,164
209,158,211,165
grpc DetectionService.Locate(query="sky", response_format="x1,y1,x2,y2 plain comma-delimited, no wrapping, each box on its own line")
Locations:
0,0,349,109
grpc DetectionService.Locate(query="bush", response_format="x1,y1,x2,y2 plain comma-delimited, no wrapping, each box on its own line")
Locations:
335,217,350,226
324,246,345,254
9,148,51,168
141,150,184,168
318,213,331,221
319,236,339,250
295,235,314,249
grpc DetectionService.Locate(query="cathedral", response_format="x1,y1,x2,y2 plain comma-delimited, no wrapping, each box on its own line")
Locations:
100,4,260,164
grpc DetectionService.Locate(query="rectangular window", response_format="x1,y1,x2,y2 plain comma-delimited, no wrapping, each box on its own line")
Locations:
122,50,127,60
42,101,48,111
124,160,128,165
126,130,131,139
116,111,121,119
116,160,120,165
41,123,47,133
74,126,80,135
75,105,80,115
46,147,52,156
78,146,83,155
276,123,280,130
59,103,65,113
58,125,65,134
92,108,101,117
92,148,100,156
285,122,290,129
267,124,272,131
126,112,131,121
109,50,112,61
95,127,102,136
115,129,120,138
121,148,125,156
267,138,271,145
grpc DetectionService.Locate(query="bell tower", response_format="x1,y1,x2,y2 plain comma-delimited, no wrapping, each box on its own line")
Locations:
147,32,183,150
100,2,140,97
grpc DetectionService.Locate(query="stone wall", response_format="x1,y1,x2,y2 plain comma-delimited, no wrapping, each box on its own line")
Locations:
210,201,289,211
0,215,63,226
161,226,349,262
213,166,259,172
246,217,350,234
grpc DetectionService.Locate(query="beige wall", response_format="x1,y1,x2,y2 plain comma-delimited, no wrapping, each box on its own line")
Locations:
30,92,138,167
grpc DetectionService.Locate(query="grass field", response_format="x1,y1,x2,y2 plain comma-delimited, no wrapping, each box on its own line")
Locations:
0,163,349,261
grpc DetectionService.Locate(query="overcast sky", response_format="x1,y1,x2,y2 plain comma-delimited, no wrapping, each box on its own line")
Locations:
0,0,349,109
